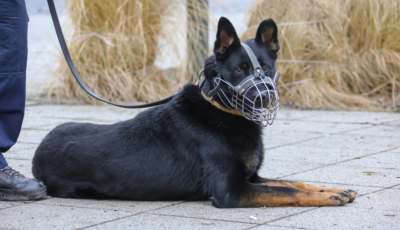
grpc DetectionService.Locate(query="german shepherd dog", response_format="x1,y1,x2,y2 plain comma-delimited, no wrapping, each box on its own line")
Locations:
32,17,356,207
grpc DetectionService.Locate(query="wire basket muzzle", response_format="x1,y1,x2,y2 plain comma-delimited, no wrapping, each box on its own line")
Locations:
216,76,279,127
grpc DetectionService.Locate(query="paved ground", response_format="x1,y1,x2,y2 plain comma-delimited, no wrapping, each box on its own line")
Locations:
1,106,400,229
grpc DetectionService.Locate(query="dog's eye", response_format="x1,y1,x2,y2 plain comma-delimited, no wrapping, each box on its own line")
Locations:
235,66,244,73
262,65,269,72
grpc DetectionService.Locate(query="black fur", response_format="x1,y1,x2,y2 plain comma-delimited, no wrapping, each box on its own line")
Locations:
32,17,280,208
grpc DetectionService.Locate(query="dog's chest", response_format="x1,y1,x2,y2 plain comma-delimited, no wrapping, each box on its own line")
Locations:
243,151,261,177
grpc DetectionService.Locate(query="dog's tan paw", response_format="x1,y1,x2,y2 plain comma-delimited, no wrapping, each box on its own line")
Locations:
346,190,357,203
295,192,349,206
318,188,356,204
337,192,350,205
335,189,356,204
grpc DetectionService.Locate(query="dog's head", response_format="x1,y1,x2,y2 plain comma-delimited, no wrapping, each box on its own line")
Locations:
203,17,280,126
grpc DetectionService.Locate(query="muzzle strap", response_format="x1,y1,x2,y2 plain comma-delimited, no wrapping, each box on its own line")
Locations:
240,43,265,78
198,72,222,98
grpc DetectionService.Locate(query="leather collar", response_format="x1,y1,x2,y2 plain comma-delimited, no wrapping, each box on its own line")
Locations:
196,69,241,116
200,92,241,116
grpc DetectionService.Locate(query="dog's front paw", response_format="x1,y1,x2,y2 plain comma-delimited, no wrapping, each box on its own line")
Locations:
337,192,350,205
345,190,357,203
296,191,350,206
335,189,357,204
319,188,357,204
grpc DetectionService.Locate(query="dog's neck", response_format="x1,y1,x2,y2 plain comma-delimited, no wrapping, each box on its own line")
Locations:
196,69,241,116
200,91,241,116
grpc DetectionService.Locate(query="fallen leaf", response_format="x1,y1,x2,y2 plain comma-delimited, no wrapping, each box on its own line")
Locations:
363,171,380,174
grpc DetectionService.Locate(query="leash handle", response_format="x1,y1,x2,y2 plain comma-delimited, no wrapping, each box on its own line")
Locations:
47,0,174,108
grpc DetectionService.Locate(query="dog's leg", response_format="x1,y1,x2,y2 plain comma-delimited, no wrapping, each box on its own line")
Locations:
236,183,350,207
211,179,351,208
252,177,356,203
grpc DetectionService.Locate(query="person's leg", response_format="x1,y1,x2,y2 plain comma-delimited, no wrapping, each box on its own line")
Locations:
0,0,28,155
0,153,7,169
0,0,46,201
0,64,26,165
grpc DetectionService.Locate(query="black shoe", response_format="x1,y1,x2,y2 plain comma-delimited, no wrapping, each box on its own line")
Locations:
0,166,46,201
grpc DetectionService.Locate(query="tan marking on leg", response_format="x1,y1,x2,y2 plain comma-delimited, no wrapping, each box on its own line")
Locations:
239,187,349,207
260,181,357,203
287,182,356,203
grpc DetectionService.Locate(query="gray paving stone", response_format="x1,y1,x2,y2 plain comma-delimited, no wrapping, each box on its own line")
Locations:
258,159,326,179
4,145,37,161
283,164,400,187
386,119,400,126
262,130,323,149
6,143,37,152
150,200,314,224
251,224,316,230
37,198,184,213
274,109,323,120
22,117,71,129
0,203,132,230
339,151,400,169
392,147,400,153
35,121,112,133
343,125,400,138
25,105,143,121
24,124,61,131
0,201,29,210
350,189,400,212
264,145,376,164
16,130,50,144
291,182,384,196
301,111,400,125
85,213,256,230
269,206,400,230
294,134,399,151
268,120,372,135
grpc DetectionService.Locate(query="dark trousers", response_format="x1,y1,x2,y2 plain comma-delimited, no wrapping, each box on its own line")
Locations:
0,0,29,168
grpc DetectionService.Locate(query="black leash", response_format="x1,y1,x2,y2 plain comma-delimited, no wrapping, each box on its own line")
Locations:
47,0,174,108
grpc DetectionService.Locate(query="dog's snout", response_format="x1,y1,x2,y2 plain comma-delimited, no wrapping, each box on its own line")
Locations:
265,81,275,91
244,79,277,108
255,92,272,108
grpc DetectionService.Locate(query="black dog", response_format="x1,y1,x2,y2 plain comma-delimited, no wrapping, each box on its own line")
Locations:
32,17,356,207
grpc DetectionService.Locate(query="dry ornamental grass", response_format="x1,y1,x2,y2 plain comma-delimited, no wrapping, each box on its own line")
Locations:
50,0,399,111
243,0,400,111
49,0,209,104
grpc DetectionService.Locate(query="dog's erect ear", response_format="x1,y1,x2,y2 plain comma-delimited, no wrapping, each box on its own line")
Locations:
255,19,279,51
213,17,240,57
